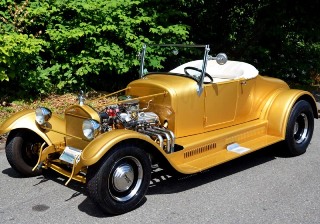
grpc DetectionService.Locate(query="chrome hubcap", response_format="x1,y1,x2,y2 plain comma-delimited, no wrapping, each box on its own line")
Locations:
112,163,134,192
109,156,143,202
294,113,308,144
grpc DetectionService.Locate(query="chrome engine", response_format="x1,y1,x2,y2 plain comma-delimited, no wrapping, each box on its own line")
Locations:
99,96,175,153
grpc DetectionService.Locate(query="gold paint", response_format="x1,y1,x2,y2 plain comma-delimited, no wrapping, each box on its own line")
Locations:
0,73,318,181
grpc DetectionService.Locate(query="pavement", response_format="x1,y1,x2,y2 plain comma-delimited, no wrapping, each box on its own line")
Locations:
0,113,320,223
0,102,319,223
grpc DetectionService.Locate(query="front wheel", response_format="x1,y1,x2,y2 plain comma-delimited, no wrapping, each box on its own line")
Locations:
284,100,314,156
86,145,151,215
5,129,43,176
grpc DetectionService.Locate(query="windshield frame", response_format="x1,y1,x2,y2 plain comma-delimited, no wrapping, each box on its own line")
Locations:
139,44,211,95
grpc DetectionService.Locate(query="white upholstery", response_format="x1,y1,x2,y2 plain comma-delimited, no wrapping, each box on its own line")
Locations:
169,60,259,81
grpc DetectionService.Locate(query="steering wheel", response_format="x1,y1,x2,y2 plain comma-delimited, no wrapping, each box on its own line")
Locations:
184,66,213,84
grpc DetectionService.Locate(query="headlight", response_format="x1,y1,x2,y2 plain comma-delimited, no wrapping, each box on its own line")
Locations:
82,119,100,140
35,107,52,125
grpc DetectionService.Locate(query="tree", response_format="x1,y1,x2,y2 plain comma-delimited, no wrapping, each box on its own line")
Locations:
182,0,320,84
0,0,189,96
1,0,319,99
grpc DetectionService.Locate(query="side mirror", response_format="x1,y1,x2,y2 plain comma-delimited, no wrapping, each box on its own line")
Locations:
215,53,228,65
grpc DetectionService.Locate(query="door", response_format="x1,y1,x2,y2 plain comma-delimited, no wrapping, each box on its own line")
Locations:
204,80,239,129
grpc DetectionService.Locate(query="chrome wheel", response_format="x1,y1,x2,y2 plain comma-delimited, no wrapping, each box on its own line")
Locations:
293,113,309,144
109,156,143,202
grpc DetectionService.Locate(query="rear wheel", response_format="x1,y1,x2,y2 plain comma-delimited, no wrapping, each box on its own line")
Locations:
284,100,314,156
86,145,151,215
5,130,43,176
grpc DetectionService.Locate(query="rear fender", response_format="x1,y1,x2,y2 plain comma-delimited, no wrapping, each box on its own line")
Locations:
265,90,318,138
81,129,165,166
0,109,66,145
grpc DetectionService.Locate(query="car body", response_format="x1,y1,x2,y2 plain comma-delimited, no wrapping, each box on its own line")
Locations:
0,44,318,215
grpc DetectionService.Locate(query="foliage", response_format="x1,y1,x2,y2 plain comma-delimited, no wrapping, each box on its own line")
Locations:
181,0,320,84
251,0,320,84
0,0,47,94
0,33,44,79
0,0,189,96
0,0,319,100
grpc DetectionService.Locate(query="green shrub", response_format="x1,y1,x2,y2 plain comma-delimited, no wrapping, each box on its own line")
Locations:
0,0,189,96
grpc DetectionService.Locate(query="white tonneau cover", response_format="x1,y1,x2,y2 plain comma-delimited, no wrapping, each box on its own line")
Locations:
170,60,259,82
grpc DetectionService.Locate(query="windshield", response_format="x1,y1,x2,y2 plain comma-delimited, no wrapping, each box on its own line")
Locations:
139,44,210,83
138,44,227,95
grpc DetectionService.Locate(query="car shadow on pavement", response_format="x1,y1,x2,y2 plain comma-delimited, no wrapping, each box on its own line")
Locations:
77,196,148,217
77,145,283,217
0,142,288,218
2,167,26,178
147,144,284,195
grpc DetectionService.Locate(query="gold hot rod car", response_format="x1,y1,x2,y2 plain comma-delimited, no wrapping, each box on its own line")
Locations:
0,44,318,215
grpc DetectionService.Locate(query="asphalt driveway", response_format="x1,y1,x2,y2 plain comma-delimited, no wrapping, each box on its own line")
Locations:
0,102,319,224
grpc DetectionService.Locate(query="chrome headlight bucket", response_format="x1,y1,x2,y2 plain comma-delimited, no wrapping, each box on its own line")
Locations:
82,119,100,140
35,107,52,125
